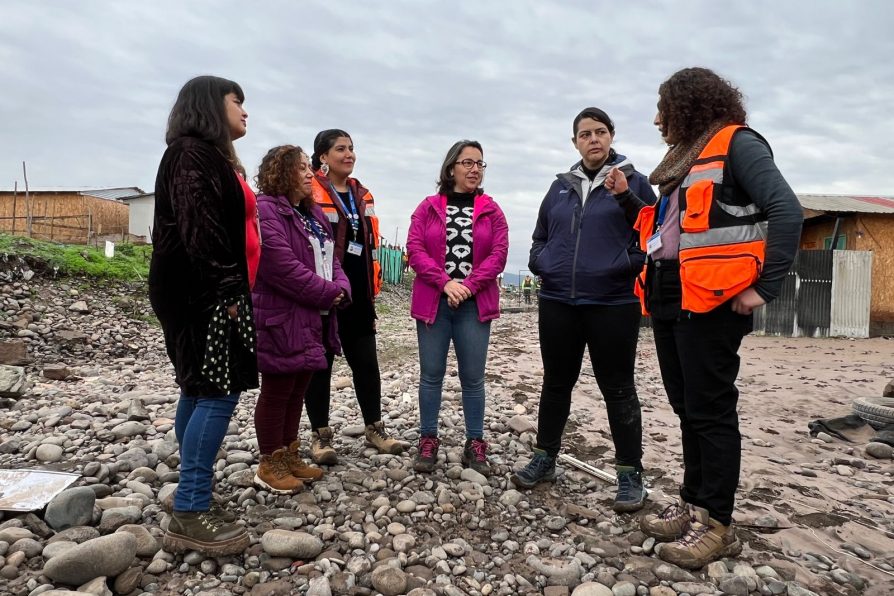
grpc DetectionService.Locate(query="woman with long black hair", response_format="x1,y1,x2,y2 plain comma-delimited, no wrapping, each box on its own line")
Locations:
150,75,257,556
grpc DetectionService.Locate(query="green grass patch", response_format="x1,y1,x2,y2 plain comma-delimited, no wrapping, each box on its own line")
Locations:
0,233,152,280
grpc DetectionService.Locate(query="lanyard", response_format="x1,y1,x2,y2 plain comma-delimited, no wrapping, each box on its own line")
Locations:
656,194,670,229
330,183,359,234
296,209,328,255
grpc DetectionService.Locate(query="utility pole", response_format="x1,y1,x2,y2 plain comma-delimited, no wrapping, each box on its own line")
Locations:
22,161,32,237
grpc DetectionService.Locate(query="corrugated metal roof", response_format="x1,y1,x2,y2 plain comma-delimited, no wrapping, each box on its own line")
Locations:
798,194,894,214
79,187,144,200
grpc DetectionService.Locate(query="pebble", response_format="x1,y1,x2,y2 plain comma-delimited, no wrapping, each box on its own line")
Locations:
260,530,323,559
42,533,137,585
866,442,893,459
44,487,96,531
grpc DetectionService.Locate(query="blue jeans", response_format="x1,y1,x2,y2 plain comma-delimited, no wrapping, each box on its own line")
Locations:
174,392,239,512
417,296,491,439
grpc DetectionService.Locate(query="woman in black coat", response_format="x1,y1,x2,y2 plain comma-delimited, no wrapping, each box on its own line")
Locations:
149,75,258,556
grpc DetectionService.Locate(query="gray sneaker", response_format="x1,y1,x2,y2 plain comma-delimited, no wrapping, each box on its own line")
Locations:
511,448,557,488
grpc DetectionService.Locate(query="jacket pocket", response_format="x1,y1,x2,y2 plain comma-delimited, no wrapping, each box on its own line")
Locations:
260,311,292,355
680,253,760,313
681,179,713,233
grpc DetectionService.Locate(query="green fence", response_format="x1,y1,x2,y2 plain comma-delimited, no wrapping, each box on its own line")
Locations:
379,246,406,285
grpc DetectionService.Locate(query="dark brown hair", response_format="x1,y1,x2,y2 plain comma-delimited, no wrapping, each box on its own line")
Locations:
166,75,244,171
437,140,484,195
256,145,311,206
658,67,747,146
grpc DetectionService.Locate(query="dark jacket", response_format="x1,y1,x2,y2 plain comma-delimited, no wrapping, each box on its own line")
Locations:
529,152,657,305
149,137,259,396
252,195,351,374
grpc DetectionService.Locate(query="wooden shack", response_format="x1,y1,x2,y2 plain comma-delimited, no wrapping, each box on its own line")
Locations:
0,187,139,244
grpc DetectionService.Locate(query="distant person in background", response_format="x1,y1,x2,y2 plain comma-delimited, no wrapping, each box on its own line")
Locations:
608,67,801,569
407,140,508,475
150,75,255,556
251,145,350,494
304,129,403,465
522,275,535,304
513,107,656,515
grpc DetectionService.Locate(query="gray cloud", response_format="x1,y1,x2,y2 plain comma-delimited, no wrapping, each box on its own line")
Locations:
2,0,891,272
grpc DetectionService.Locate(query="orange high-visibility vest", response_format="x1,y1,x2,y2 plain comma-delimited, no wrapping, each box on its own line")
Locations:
634,125,767,314
311,174,383,297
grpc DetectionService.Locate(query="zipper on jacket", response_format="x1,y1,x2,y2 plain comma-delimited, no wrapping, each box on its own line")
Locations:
570,193,585,299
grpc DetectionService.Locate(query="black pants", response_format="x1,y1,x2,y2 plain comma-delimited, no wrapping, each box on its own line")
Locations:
535,299,643,468
305,332,382,428
652,303,752,525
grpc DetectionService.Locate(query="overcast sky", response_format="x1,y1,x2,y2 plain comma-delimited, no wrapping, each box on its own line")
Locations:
2,0,892,273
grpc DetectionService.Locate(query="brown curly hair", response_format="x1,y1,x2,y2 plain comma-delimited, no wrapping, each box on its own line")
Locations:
658,67,747,146
255,145,311,203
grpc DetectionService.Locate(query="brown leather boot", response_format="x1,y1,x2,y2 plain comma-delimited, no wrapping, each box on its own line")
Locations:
254,449,305,494
658,505,742,569
284,440,324,482
365,421,404,454
310,427,338,465
163,511,249,556
641,499,691,541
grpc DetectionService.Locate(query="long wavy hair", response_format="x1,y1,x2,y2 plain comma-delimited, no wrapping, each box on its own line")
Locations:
256,145,312,207
437,140,484,195
166,75,244,172
658,67,747,146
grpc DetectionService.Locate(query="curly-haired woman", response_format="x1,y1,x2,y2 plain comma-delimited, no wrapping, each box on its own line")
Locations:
251,145,351,493
605,67,802,568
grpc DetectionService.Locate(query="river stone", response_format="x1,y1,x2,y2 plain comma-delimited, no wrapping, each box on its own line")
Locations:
45,487,96,531
0,528,35,544
36,443,64,463
571,583,613,596
43,541,78,559
10,537,43,558
371,566,408,596
113,567,143,594
865,442,893,459
43,533,137,585
116,524,160,556
99,506,142,532
307,576,333,596
260,530,323,559
110,421,147,439
78,576,113,596
48,526,100,544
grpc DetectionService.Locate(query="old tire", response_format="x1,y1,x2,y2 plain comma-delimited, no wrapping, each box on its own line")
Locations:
853,397,894,429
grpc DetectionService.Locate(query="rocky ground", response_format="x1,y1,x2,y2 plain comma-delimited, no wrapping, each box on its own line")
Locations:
0,273,893,596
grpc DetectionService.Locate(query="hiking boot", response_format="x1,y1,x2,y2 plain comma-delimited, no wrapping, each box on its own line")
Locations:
511,448,557,489
641,498,691,541
311,427,338,465
163,511,249,556
284,440,324,482
161,489,236,523
461,438,491,477
414,435,440,473
254,450,305,494
613,466,648,512
365,421,404,455
209,497,237,523
658,505,742,569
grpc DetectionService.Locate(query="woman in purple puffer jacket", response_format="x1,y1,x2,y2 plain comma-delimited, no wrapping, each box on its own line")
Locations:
251,145,351,494
406,140,508,477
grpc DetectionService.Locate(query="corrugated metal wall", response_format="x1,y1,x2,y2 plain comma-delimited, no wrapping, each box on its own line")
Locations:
830,251,872,337
754,250,872,338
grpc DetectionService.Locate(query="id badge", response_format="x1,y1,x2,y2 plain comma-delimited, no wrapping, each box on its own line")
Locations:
646,232,663,256
347,241,363,256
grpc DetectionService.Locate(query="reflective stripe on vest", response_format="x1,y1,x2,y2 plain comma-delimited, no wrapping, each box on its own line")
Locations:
677,124,767,313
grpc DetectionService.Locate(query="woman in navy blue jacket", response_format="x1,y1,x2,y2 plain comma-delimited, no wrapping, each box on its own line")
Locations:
512,107,656,513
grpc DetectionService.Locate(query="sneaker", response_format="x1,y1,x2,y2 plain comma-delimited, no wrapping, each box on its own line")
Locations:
511,448,557,489
254,450,305,494
163,511,249,556
284,440,324,482
658,505,742,569
461,438,491,477
641,499,691,541
365,421,404,455
311,427,338,465
414,435,440,473
613,466,647,512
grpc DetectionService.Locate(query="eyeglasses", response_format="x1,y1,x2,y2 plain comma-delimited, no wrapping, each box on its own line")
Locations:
455,159,487,170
